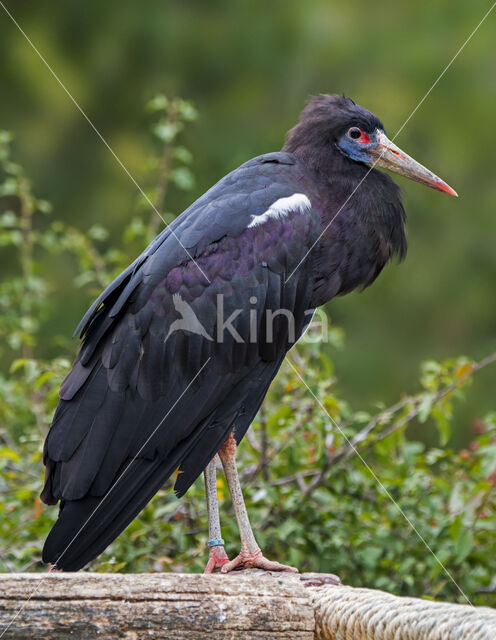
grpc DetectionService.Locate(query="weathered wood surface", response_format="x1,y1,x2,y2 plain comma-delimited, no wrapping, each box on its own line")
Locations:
1,572,496,639
0,572,318,639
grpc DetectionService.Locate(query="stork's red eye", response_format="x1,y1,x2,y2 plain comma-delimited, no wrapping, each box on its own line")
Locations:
348,127,362,140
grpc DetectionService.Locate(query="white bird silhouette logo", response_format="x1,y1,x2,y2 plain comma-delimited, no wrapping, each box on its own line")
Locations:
165,293,213,341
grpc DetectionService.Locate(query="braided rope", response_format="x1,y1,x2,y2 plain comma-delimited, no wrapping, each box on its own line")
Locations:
310,585,496,640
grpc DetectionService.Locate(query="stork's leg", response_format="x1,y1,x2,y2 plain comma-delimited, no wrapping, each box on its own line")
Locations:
218,432,298,573
203,457,230,573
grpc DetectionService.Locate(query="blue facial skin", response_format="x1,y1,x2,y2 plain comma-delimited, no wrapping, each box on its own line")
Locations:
337,129,380,164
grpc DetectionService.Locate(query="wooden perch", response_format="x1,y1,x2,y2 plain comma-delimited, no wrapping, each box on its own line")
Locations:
1,572,495,639
0,572,317,639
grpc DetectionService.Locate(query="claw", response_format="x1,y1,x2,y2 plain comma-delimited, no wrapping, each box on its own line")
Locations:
47,564,60,573
220,547,298,573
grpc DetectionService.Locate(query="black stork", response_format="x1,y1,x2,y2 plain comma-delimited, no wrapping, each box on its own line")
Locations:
41,95,456,572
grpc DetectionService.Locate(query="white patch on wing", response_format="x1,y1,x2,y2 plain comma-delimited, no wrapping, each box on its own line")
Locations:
247,193,311,228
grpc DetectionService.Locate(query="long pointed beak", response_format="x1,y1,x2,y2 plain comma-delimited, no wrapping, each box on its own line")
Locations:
369,131,457,197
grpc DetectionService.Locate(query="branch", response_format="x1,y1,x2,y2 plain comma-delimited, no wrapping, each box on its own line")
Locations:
301,352,496,499
149,101,178,237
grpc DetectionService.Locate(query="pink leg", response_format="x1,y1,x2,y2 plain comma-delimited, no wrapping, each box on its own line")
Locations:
46,564,60,572
204,544,230,574
203,457,230,573
218,432,298,573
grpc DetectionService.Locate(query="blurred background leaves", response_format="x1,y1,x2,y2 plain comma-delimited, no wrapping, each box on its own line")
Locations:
0,0,494,435
0,0,495,604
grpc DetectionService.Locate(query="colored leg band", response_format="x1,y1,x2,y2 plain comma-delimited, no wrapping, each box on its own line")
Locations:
207,538,225,548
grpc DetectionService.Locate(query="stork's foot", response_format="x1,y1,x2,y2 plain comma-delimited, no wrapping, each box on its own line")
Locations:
46,564,60,573
220,547,298,573
204,544,230,573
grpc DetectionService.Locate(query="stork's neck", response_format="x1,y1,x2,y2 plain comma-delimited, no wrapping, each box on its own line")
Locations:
295,148,407,307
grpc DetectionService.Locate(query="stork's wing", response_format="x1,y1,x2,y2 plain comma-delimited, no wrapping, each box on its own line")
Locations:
41,153,321,570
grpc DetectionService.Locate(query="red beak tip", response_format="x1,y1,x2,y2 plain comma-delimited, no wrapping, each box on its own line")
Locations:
435,181,458,197
444,185,458,198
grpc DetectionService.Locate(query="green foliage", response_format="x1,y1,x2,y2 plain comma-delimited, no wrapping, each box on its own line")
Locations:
2,1,496,434
0,99,495,608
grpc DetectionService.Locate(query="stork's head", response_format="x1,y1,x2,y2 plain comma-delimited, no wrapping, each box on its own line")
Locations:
284,94,457,197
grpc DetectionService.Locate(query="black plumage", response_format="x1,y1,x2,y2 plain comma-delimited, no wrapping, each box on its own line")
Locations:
42,94,454,571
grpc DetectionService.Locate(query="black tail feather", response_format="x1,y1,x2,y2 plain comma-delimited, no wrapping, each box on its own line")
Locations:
43,455,175,571
43,410,218,571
